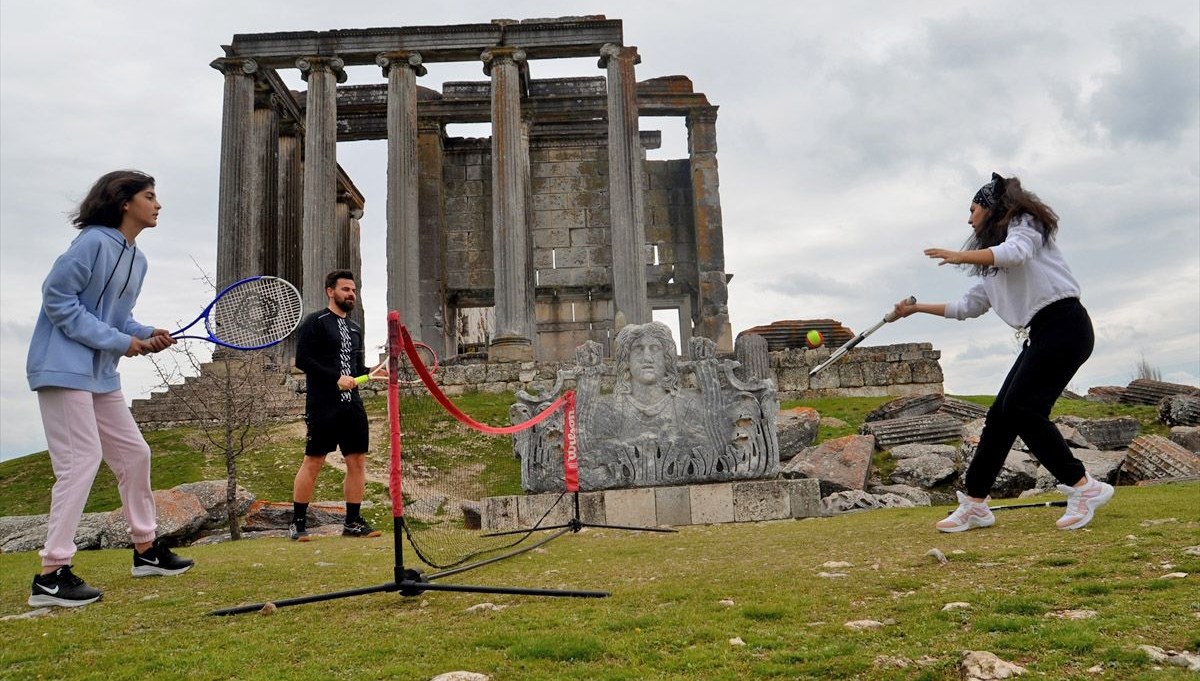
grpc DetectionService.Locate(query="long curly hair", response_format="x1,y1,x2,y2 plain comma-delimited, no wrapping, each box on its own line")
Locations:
965,175,1059,276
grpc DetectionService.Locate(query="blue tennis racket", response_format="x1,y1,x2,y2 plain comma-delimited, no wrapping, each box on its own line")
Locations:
171,275,303,350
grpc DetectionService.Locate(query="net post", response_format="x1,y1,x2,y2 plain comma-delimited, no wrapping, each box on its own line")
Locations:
386,311,404,577
563,390,579,493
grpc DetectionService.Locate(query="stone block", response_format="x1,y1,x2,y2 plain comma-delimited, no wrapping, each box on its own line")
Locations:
732,480,790,522
654,486,692,526
482,495,519,531
604,488,657,527
786,478,821,518
689,483,734,524
518,493,573,528
578,492,607,524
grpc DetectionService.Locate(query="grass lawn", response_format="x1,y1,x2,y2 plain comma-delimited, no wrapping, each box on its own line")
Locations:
1,394,1196,679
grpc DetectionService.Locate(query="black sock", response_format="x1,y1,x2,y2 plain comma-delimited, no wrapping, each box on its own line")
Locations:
346,503,361,523
292,502,309,529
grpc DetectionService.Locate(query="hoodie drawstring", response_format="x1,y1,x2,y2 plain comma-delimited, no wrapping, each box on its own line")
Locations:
94,240,136,306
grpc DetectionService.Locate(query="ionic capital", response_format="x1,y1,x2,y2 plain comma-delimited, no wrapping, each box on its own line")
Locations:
480,47,526,76
598,43,640,68
296,56,347,84
376,51,427,78
209,57,258,77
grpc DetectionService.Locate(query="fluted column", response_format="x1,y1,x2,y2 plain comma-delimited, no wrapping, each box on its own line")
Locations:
417,120,450,357
377,51,426,335
247,85,280,277
600,43,650,327
276,117,304,293
688,107,732,351
297,56,345,312
482,47,534,361
209,57,257,289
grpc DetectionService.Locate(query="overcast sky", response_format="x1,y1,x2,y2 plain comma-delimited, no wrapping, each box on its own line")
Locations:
2,1,1197,461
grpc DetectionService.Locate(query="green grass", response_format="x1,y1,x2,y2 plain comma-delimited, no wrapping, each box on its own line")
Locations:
1,394,1196,680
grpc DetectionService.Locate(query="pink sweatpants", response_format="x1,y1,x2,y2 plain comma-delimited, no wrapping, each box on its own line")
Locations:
37,388,158,568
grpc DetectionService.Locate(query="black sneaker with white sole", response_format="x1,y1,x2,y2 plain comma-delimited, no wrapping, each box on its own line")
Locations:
29,565,102,608
342,518,381,538
289,523,311,542
131,539,194,577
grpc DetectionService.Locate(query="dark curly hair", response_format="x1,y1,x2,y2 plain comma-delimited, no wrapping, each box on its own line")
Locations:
71,170,155,229
965,175,1059,276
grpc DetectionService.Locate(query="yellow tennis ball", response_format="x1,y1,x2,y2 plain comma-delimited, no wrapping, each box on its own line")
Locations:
806,330,824,348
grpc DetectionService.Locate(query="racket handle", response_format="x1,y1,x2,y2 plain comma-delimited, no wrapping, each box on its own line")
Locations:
883,295,917,323
355,375,368,386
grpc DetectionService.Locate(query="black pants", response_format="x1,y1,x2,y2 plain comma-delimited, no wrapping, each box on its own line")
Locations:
965,297,1094,498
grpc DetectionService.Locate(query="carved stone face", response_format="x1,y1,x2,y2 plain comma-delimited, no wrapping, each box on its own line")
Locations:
629,336,667,387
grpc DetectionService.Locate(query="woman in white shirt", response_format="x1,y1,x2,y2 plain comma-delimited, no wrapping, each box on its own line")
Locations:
893,173,1113,533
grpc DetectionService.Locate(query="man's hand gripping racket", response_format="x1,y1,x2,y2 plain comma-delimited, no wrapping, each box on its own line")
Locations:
170,275,303,350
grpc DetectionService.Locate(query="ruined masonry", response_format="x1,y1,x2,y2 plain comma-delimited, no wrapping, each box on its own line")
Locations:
209,16,732,365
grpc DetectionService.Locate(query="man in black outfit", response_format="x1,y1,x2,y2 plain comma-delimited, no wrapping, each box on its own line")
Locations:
289,269,380,541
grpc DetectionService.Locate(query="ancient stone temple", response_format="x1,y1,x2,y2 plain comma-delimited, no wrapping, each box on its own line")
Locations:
211,16,732,363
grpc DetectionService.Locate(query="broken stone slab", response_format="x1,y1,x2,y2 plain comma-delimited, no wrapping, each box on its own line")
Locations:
864,394,944,423
1086,385,1125,402
860,413,962,449
959,447,1038,498
890,454,959,489
869,483,932,506
1169,426,1200,453
821,490,915,515
1,481,256,552
1121,378,1199,406
1055,415,1139,451
889,443,958,461
958,650,1026,680
241,499,347,532
1123,435,1200,482
937,396,988,422
780,434,875,492
1159,394,1200,426
776,406,821,460
1031,449,1127,492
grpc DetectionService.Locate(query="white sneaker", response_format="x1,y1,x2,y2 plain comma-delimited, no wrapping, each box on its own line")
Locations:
936,491,996,533
1056,478,1114,530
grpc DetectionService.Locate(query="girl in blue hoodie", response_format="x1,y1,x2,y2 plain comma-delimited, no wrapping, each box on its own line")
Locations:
26,170,194,608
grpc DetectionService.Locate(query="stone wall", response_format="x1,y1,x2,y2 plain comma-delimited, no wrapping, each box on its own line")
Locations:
772,342,944,399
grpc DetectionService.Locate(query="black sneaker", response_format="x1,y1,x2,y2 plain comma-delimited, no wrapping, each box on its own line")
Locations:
342,518,381,538
131,539,194,577
289,523,311,542
29,565,102,608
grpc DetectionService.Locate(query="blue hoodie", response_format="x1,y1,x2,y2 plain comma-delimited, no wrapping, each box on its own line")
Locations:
26,226,156,393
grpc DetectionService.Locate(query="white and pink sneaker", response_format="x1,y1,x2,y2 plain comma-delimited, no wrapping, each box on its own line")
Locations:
1055,477,1114,530
936,491,996,533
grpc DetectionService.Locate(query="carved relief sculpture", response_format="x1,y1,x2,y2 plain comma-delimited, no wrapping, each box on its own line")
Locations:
515,323,780,492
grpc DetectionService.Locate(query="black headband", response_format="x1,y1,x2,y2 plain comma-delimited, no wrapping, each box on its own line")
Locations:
973,172,1005,209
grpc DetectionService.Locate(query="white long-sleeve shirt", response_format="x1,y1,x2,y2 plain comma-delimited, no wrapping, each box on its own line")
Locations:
944,214,1081,329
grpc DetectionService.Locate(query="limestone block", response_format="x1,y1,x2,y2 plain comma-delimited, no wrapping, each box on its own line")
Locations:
604,488,657,527
578,491,607,524
780,434,875,492
732,481,790,522
654,486,692,526
1170,426,1200,453
482,495,519,532
690,483,735,524
786,478,821,518
776,407,821,460
518,493,573,529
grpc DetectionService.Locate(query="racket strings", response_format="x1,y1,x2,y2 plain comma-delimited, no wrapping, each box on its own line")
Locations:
208,277,302,349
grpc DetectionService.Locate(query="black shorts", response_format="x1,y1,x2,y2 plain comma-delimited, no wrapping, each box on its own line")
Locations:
305,400,369,456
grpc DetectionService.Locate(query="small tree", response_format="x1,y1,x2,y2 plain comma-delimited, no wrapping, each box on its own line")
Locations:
148,273,290,540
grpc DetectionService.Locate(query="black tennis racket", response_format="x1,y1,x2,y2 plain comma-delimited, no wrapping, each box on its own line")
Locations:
171,275,303,350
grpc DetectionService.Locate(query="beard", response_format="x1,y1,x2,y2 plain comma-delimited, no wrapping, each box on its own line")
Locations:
335,298,356,313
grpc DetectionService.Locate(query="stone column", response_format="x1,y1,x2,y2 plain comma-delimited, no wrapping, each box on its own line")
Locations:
376,51,426,336
417,120,450,357
482,47,534,361
273,113,304,368
600,43,650,327
297,56,346,313
247,85,280,277
209,57,257,289
687,107,732,351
